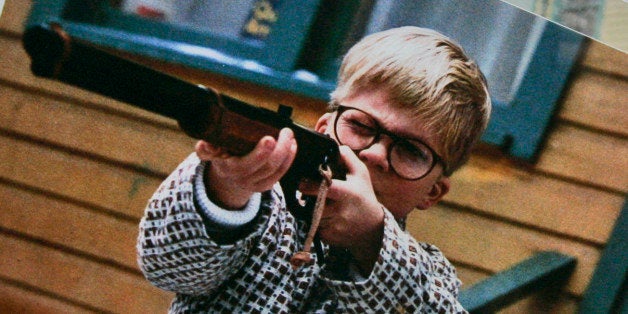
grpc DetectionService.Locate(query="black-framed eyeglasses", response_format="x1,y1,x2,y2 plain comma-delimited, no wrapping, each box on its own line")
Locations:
333,105,446,180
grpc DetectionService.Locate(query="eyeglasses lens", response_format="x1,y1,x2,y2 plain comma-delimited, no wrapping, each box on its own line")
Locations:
335,108,436,180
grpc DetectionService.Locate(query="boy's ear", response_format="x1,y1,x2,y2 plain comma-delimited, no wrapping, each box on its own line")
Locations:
417,177,450,210
314,112,334,134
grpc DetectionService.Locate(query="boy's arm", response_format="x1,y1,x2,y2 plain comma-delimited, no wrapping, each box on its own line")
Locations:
137,154,270,295
138,127,296,295
322,208,467,313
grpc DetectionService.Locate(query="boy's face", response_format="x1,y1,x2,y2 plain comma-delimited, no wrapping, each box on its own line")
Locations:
315,88,450,219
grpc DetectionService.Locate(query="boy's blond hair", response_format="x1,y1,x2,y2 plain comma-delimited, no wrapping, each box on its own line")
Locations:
330,26,491,175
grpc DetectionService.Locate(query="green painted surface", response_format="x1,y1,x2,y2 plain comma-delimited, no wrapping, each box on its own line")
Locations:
460,251,576,313
579,201,627,314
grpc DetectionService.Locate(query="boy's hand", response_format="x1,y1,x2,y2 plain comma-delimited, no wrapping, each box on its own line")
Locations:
300,146,385,272
195,128,297,210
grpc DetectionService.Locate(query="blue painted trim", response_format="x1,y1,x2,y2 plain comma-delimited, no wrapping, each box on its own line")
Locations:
258,0,322,71
26,0,334,100
481,20,583,160
25,0,68,24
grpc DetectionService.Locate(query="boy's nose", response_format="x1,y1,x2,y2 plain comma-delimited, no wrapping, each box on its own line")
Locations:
357,138,391,173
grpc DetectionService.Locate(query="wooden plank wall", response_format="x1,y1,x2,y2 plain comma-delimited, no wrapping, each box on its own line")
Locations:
1,2,626,313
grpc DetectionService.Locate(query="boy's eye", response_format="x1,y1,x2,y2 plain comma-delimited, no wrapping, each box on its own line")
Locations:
341,115,377,137
397,140,431,162
350,119,376,134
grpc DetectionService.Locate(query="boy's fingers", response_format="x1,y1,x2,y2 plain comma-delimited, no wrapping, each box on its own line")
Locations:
250,129,297,189
195,140,229,161
253,140,297,190
325,179,353,201
199,128,296,192
268,128,295,167
233,135,277,176
251,129,292,169
249,136,277,160
338,145,365,174
278,138,298,175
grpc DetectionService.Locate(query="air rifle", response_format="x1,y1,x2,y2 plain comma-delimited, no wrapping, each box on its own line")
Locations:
22,24,342,216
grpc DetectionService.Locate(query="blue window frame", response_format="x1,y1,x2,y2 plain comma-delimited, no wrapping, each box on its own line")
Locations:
27,0,336,99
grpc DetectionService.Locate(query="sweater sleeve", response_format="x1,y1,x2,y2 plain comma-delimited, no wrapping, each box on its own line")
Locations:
321,209,468,313
136,153,272,296
193,161,261,233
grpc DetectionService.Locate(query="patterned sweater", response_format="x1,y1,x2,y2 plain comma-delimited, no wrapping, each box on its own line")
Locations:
137,154,467,313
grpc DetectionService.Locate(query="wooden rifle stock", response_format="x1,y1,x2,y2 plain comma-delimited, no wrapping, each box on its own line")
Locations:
23,24,342,214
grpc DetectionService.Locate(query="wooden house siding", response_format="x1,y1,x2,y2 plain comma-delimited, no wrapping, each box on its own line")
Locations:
1,2,625,312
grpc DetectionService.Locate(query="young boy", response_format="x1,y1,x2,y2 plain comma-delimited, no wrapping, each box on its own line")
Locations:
138,26,491,313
